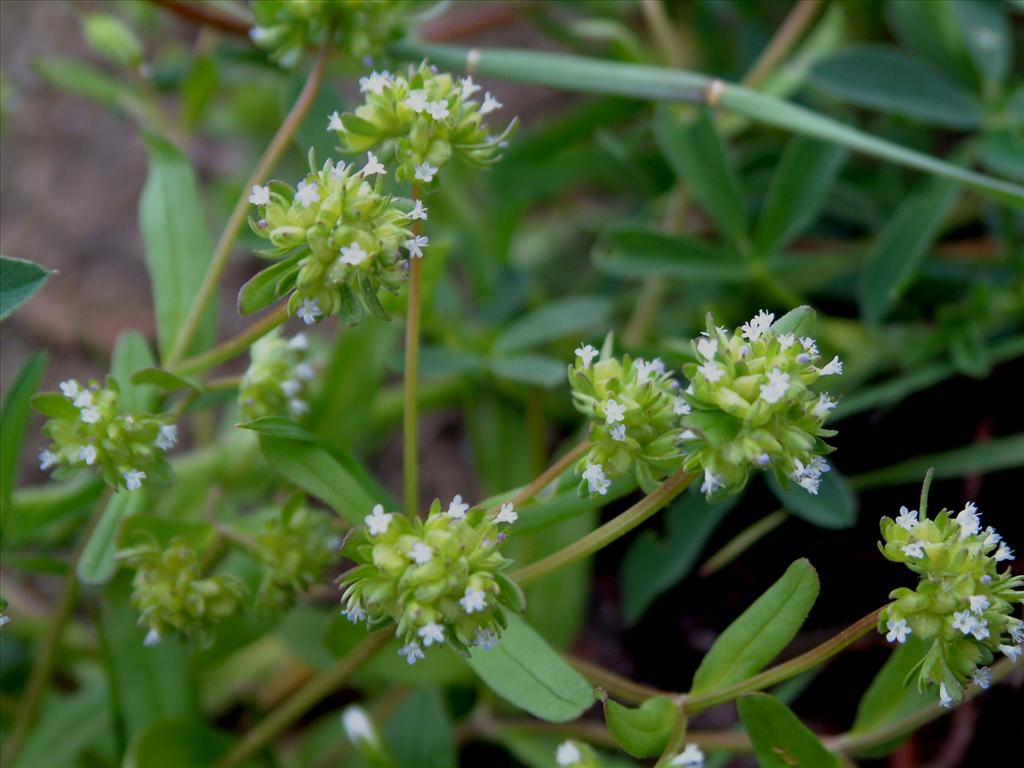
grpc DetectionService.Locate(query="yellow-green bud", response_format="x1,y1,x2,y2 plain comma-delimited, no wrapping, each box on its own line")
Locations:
239,329,315,420
84,13,143,70
253,500,334,613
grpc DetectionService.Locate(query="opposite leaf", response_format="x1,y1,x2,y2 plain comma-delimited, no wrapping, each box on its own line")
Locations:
603,695,677,758
737,693,838,768
0,255,53,321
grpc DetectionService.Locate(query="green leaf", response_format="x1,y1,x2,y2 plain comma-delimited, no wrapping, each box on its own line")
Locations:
737,693,838,768
770,305,816,337
654,106,748,245
382,688,457,768
0,255,53,320
953,0,1010,84
83,13,143,69
111,331,158,413
858,177,958,324
809,46,982,129
15,673,112,768
125,719,232,768
467,613,595,722
767,468,857,530
237,254,301,316
78,490,146,584
493,296,612,353
139,132,217,360
978,129,1024,182
182,55,218,129
604,696,677,758
258,434,377,525
30,392,80,420
0,352,46,531
131,367,204,394
488,354,565,388
594,227,746,281
34,56,141,112
691,559,819,694
755,138,846,256
238,416,316,442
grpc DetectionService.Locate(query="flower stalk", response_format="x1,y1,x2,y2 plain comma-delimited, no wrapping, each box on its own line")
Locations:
403,187,423,516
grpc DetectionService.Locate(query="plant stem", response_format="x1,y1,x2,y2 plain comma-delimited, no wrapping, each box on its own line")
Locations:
698,508,787,577
567,654,674,705
511,469,696,586
403,186,423,516
172,304,289,377
489,439,591,514
655,704,689,766
742,0,822,88
217,629,392,767
165,34,332,368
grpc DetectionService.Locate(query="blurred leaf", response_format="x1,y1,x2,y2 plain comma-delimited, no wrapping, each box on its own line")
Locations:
139,132,217,360
467,394,533,497
287,77,344,159
237,254,301,316
767,468,857,530
737,693,838,768
755,138,846,256
0,352,46,531
467,613,594,722
953,0,1010,84
78,490,146,584
858,177,958,324
120,514,216,550
125,719,232,768
604,696,677,758
810,46,981,128
34,56,141,112
112,331,158,413
691,559,819,693
238,416,316,442
83,13,142,69
0,255,52,321
770,305,816,337
884,0,972,81
30,392,79,420
182,55,218,129
978,129,1024,182
382,688,456,768
8,476,104,542
493,296,612,353
489,354,566,388
131,367,204,394
594,227,745,281
654,106,748,245
852,433,1024,489
15,673,112,768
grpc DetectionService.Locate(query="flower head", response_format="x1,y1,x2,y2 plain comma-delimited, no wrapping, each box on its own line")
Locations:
239,329,316,421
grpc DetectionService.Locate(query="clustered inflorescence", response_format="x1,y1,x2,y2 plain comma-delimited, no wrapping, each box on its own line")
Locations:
879,498,1022,707
252,501,334,613
35,377,176,492
240,330,316,420
339,496,523,664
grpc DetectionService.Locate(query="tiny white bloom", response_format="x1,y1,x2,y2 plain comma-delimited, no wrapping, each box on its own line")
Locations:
952,610,976,636
288,333,308,350
480,92,502,115
404,89,428,113
0,614,10,627
582,463,610,495
365,504,392,536
407,199,428,220
358,70,391,94
680,429,698,440
696,337,718,360
59,379,80,398
995,542,1014,562
295,179,319,207
327,111,344,131
155,424,178,450
982,526,1001,548
670,743,705,767
143,628,161,647
555,741,581,767
496,503,517,524
939,682,953,709
418,622,445,647
968,595,990,614
79,444,97,465
812,393,837,419
297,298,321,325
404,235,429,258
447,494,470,520
574,344,598,366
970,619,990,641
74,389,94,408
886,618,911,644
248,184,271,206
1010,624,1024,644
895,506,919,531
634,358,659,385
759,368,790,404
777,333,796,350
341,706,375,745
409,541,433,564
426,100,450,120
474,628,499,650
800,336,819,356
460,76,481,99
460,587,486,614
697,361,724,383
818,355,843,376
956,502,981,539
741,310,774,342
343,603,366,623
362,152,386,177
399,641,425,665
701,470,723,497
289,399,309,416
340,242,369,266
972,667,991,689
650,358,666,374
999,643,1022,662
414,162,438,182
295,362,315,381
902,541,925,559
756,452,771,466
281,379,301,397
610,424,627,442
603,399,626,424
39,449,59,470
80,406,101,424
330,160,347,180
124,469,146,490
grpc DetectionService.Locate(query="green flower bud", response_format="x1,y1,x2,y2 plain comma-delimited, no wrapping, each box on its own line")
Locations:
338,496,523,663
34,377,176,492
878,495,1023,708
333,62,516,183
679,310,841,500
568,341,684,496
83,13,143,70
118,537,247,646
555,740,602,767
252,500,334,613
240,329,316,420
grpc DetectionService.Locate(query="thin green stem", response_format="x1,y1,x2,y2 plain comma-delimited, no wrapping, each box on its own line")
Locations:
403,186,423,516
511,469,696,586
567,654,674,705
172,304,289,377
741,0,822,88
487,439,590,515
656,708,689,767
699,508,787,577
217,629,392,767
165,33,333,368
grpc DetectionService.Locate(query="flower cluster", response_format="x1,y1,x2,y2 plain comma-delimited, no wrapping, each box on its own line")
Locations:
679,311,841,499
332,62,516,183
879,499,1022,707
34,377,176,492
118,537,247,646
250,0,417,68
239,330,315,420
252,501,334,613
339,496,523,663
568,342,685,495
248,151,419,324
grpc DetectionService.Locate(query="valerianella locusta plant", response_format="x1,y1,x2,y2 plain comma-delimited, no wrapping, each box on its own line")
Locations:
338,496,524,663
569,341,684,495
879,498,1022,707
239,330,315,420
331,62,517,184
679,310,841,500
252,500,334,613
33,377,176,492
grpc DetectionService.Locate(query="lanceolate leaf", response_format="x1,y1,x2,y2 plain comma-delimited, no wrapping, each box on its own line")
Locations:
111,331,158,414
737,693,838,767
0,256,53,321
594,227,746,282
78,490,147,585
0,353,47,533
493,296,612,353
237,254,302,316
382,688,457,768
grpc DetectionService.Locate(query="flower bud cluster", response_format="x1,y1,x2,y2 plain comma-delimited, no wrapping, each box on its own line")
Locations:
679,310,841,499
339,496,523,663
118,537,247,645
879,500,1022,707
35,377,176,492
568,343,685,496
252,502,334,613
332,62,516,184
240,330,315,420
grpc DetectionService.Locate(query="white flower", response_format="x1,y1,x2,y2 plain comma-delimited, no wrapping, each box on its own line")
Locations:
756,452,771,466
956,502,981,539
59,379,80,398
777,333,796,350
555,741,581,767
496,503,517,524
818,355,843,376
362,152,386,177
418,622,445,647
673,397,691,416
295,179,319,207
289,399,308,416
297,298,321,325
741,310,774,342
155,424,178,450
288,333,308,350
701,470,723,497
969,619,990,641
474,628,498,650
0,614,9,627
670,743,705,767
574,344,598,366
968,595,990,614
582,463,610,495
447,494,469,520
341,706,376,745
281,379,301,397
460,587,486,614
78,444,97,465
343,603,366,623
414,162,438,183
952,610,976,636
124,469,146,490
404,89,428,113
426,100,450,120
610,424,626,442
39,449,58,470
409,541,433,564
330,160,347,180
399,641,425,665
340,242,369,266
248,185,271,206
902,541,925,559
74,389,94,408
895,506,919,531
885,617,911,644
696,337,718,360
364,504,392,536
697,361,724,383
480,92,502,114
80,406,101,424
1010,624,1024,644
999,643,1022,662
680,430,698,440
460,76,481,99
939,683,953,709
800,336,819,357
327,111,344,131
358,70,392,94
973,667,992,689
759,368,790,404
144,628,161,647
811,393,836,419
651,358,666,374
404,235,429,258
295,363,315,381
634,358,659,385
407,199,428,220
603,399,626,424
982,526,1001,547
995,542,1014,562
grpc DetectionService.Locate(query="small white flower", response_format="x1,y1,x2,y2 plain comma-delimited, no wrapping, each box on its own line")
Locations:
474,628,499,650
281,379,301,397
650,358,666,374
968,595,990,615
969,619,989,641
895,506,919,531
701,470,723,497
409,541,433,564
74,389,94,408
939,683,953,709
633,358,659,385
362,152,386,177
79,444,97,465
995,542,1014,562
603,399,626,424
414,162,438,183
696,337,718,360
902,541,925,559
812,393,837,420
340,242,369,266
341,706,376,745
39,449,59,470
399,642,425,665
582,463,610,495
670,743,705,767
143,628,161,647
496,503,517,524
404,89,428,113
289,399,308,416
574,344,598,366
460,587,486,614
0,614,10,627
480,92,502,115
446,494,470,520
886,617,911,644
330,160,347,180
343,603,366,623
759,368,790,404
460,76,481,99
364,504,392,536
295,179,319,207
800,336,819,357
956,502,981,539
418,622,445,647
555,741,581,767
818,355,843,376
673,397,691,416
80,406,101,424
59,379,80,398
358,70,392,94
741,309,774,342
756,452,771,466
327,111,344,131
288,333,308,350
777,333,796,350
680,429,698,440
973,667,992,689
1010,624,1024,644
297,298,321,325
610,424,627,442
124,469,146,490
248,184,271,206
697,361,724,383
426,100,450,120
404,235,429,258
952,610,976,636
155,424,178,450
999,643,1022,662
982,526,1001,548
407,199,428,220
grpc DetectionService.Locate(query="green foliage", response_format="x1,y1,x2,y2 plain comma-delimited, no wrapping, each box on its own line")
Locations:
0,256,52,321
737,693,838,768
